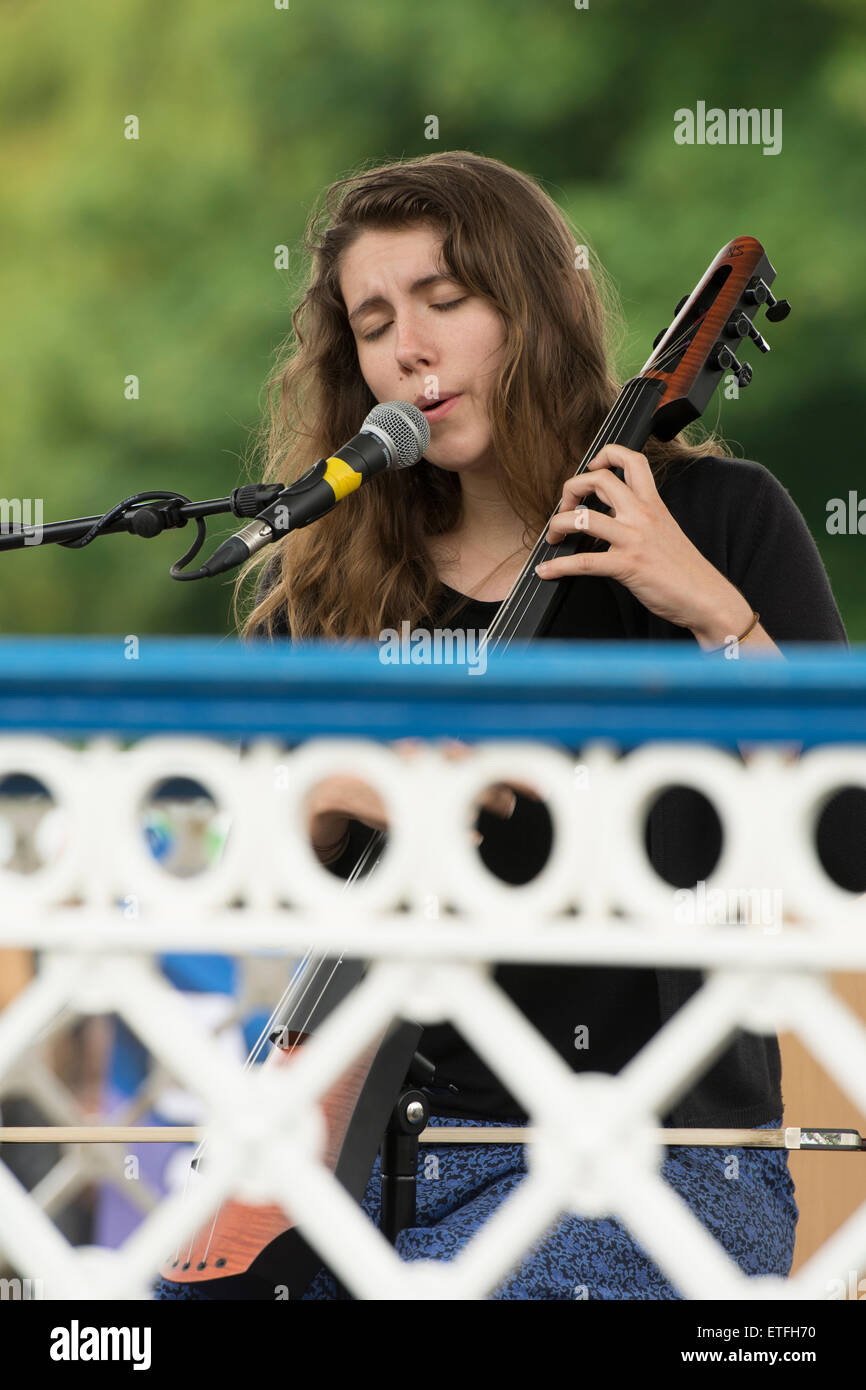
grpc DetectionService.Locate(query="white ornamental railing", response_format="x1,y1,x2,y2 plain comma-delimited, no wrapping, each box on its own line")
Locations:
0,638,864,1301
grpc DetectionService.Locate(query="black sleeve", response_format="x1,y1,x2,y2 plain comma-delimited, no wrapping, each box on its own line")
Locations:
652,461,865,892
727,466,847,646
739,476,866,890
322,819,383,880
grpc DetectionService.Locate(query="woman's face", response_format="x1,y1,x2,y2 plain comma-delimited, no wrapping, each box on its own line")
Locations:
338,224,508,475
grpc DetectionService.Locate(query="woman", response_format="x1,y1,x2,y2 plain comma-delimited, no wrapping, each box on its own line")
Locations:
162,150,853,1300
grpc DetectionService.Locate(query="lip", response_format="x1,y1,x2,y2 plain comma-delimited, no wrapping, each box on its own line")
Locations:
415,393,461,422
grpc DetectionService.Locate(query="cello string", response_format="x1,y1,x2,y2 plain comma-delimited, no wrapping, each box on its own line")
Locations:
482,317,698,654
483,319,698,652
278,828,386,1059
242,952,315,1070
172,950,314,1267
481,378,647,652
189,830,388,1271
241,818,386,1070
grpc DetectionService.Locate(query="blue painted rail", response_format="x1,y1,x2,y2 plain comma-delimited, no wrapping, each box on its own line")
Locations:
0,638,863,747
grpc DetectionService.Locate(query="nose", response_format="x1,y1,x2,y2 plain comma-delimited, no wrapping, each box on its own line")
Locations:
394,308,437,373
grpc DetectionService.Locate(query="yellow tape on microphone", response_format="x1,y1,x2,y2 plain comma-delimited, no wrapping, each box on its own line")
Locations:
323,456,365,501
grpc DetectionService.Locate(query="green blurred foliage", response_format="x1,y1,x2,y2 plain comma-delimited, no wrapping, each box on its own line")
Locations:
0,0,863,636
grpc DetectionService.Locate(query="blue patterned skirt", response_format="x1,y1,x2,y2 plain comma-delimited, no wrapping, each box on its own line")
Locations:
154,1114,797,1300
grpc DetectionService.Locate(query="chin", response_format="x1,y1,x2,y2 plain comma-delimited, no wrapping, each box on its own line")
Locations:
424,447,493,474
424,455,464,473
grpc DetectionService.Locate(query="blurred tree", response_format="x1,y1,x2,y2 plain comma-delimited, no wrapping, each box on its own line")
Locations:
0,0,862,635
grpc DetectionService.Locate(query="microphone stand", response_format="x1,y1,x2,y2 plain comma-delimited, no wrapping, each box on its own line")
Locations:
0,484,288,580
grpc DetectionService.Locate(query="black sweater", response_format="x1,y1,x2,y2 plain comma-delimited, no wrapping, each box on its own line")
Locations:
257,456,861,1126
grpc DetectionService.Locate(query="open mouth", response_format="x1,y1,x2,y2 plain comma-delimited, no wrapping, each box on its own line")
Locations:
420,394,461,418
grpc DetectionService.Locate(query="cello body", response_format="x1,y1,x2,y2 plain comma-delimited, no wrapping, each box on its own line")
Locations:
159,1017,421,1289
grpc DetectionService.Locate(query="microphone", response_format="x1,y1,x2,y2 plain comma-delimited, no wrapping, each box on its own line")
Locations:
200,400,430,577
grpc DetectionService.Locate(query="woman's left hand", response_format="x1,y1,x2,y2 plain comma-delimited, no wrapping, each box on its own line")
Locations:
535,443,756,649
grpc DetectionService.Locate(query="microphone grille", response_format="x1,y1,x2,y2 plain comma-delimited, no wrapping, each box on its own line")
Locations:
363,400,430,468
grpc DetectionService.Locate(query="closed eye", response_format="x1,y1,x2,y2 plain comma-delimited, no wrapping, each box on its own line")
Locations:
361,298,467,343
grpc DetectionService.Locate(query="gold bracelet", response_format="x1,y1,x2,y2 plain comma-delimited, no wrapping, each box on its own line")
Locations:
708,611,760,653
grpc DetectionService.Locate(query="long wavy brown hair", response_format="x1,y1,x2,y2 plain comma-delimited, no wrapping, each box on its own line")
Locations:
236,150,729,641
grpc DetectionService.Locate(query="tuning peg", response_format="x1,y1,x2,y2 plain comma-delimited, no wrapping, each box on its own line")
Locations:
652,328,667,348
764,297,791,322
744,278,769,306
710,342,753,386
744,277,791,322
674,295,689,315
729,314,770,353
746,322,771,353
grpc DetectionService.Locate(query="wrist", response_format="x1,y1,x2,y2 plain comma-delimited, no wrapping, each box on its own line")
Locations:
689,584,754,651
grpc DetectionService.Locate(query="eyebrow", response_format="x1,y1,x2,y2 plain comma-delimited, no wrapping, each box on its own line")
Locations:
347,273,459,324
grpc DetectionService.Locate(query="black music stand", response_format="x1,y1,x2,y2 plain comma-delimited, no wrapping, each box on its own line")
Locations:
379,1085,430,1243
